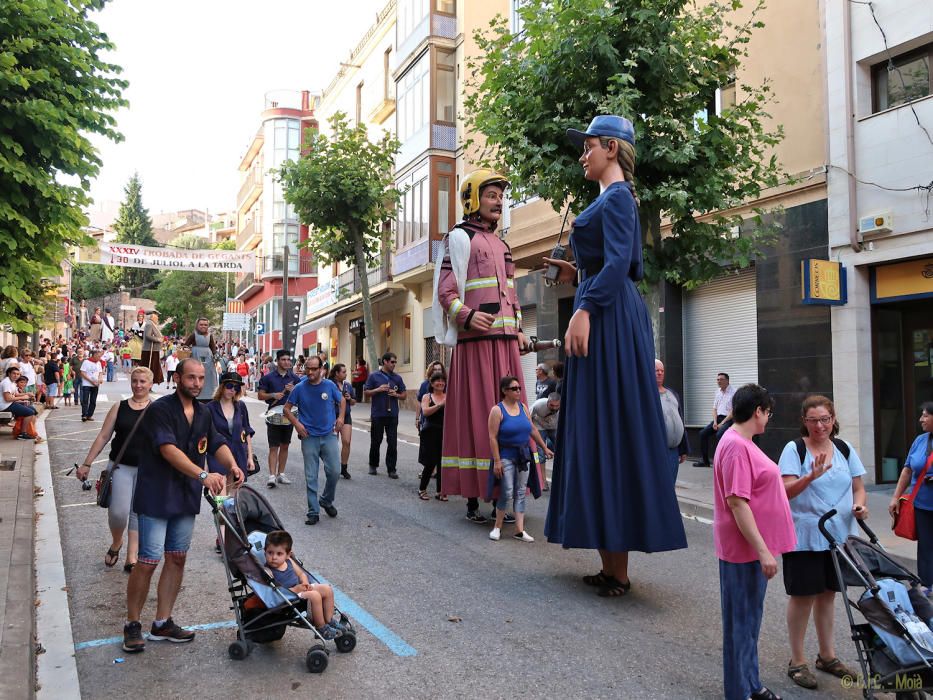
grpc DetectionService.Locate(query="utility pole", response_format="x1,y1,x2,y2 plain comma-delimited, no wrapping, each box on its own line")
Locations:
281,246,289,354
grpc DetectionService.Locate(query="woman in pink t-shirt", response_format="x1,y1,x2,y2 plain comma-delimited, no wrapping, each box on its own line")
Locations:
713,384,796,700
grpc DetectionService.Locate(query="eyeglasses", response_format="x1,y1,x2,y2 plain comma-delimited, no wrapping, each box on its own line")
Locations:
223,382,241,391
386,360,397,364
804,416,834,425
505,385,521,391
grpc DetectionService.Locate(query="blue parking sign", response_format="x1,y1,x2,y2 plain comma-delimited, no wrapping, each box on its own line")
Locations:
256,322,266,336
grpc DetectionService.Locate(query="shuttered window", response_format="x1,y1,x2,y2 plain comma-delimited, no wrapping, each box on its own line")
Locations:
683,267,758,426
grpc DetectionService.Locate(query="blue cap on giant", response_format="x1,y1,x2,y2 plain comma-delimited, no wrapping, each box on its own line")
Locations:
566,115,636,149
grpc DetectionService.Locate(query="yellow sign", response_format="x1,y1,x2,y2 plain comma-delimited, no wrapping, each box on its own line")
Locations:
874,257,933,302
802,259,846,305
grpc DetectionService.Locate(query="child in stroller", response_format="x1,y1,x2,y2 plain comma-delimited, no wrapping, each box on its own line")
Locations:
264,530,346,639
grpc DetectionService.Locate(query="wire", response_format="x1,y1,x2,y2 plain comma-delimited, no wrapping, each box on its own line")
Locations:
849,0,933,146
828,164,933,218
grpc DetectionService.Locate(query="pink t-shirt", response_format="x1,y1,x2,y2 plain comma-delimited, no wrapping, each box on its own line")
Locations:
713,429,796,563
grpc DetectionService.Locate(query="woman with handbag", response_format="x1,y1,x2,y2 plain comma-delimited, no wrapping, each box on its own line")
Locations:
75,366,153,571
778,395,863,689
889,402,933,586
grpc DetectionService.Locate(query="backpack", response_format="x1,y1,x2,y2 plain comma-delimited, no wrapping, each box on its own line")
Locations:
794,437,850,465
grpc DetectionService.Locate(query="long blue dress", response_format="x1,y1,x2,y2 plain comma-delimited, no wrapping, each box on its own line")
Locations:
544,181,688,553
206,400,254,478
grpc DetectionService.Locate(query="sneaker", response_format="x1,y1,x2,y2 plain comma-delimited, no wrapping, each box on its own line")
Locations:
322,503,338,518
267,475,277,488
316,624,339,640
513,531,535,543
330,615,348,631
489,527,501,541
466,511,487,525
692,461,710,468
16,434,33,440
305,515,319,525
149,617,195,643
503,513,516,525
276,473,292,485
368,467,378,475
122,621,145,653
387,471,399,479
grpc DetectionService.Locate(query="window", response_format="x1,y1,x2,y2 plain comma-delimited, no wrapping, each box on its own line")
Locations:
401,314,412,366
436,0,454,14
693,76,737,128
384,48,392,100
356,82,364,125
873,45,932,112
272,119,301,168
437,174,451,235
396,52,430,142
398,0,428,45
435,50,456,123
395,163,429,248
511,0,528,35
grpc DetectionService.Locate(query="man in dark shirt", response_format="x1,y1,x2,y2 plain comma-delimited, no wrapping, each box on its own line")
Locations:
122,358,242,654
363,352,407,478
43,354,61,409
257,349,302,488
534,363,557,400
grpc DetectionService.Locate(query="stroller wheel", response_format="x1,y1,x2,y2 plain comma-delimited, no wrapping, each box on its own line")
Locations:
306,646,329,674
335,630,357,654
228,640,251,661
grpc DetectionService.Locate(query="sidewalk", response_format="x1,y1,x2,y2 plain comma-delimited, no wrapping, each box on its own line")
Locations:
0,425,38,699
356,408,917,563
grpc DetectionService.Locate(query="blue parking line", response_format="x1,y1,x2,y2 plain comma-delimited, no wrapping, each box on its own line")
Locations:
74,579,416,657
312,572,417,657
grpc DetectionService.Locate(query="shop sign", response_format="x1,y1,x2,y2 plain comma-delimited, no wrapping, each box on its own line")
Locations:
306,279,338,315
349,317,365,336
801,259,847,305
871,256,933,303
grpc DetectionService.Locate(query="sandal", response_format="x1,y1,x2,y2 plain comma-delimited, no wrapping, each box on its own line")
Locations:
597,576,628,597
787,662,817,689
104,547,120,568
435,494,448,501
815,655,856,679
583,571,632,591
418,490,430,500
123,562,135,573
751,688,782,700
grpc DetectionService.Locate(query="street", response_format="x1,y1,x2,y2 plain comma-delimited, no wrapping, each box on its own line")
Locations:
46,376,863,699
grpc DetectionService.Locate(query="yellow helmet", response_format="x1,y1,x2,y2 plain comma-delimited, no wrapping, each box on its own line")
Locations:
460,169,509,217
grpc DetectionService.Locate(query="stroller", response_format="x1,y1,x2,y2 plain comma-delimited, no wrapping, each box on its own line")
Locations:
205,485,358,673
819,509,933,698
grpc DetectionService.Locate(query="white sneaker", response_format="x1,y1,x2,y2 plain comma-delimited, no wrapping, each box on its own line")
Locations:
489,528,500,541
276,474,292,485
513,531,535,543
267,475,276,488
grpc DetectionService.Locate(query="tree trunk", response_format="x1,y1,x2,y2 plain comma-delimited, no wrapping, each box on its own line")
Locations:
353,233,380,368
641,206,664,351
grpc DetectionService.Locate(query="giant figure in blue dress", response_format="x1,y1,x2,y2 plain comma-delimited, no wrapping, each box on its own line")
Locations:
544,115,688,597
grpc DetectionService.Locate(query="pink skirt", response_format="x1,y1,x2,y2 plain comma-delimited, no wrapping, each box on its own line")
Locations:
440,337,529,498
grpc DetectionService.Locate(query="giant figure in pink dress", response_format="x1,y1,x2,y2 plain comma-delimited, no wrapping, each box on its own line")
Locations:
433,170,531,523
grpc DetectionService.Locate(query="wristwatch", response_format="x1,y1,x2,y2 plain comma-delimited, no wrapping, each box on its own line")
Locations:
198,471,208,482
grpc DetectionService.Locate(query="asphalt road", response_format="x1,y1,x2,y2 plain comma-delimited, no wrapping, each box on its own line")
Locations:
47,376,865,699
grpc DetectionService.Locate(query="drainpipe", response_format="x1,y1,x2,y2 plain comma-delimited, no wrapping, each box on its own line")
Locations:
842,0,862,252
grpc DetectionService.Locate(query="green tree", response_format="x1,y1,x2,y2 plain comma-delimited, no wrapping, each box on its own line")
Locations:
279,113,402,366
464,0,784,300
71,262,119,300
109,172,160,292
146,238,234,337
0,0,127,331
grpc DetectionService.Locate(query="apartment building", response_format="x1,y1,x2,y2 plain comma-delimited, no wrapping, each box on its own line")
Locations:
232,90,319,355
825,0,933,482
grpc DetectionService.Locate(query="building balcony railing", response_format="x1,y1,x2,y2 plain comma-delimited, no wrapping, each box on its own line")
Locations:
237,169,263,212
259,251,315,279
234,271,259,299
236,216,261,251
336,258,391,300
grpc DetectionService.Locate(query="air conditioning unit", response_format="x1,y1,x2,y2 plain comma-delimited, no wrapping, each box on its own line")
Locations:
858,211,893,239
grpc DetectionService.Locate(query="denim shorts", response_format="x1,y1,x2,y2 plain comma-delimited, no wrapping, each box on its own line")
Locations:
137,513,196,564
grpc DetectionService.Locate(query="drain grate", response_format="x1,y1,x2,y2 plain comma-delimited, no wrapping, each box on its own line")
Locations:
0,460,16,471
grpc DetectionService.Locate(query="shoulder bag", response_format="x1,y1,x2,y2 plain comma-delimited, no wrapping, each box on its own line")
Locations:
893,438,933,541
96,403,151,508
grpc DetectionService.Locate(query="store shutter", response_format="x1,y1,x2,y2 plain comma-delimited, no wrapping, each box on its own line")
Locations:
683,267,758,426
519,306,538,400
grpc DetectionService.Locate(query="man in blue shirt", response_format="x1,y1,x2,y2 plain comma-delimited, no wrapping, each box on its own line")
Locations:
257,349,302,488
123,358,242,653
285,355,345,525
363,352,407,478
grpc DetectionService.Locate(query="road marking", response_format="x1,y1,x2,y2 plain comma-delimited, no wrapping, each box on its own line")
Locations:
350,426,419,447
60,502,97,508
73,580,417,657
47,428,101,439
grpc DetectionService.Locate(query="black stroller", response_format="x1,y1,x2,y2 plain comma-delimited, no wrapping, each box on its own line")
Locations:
205,485,357,673
819,509,933,698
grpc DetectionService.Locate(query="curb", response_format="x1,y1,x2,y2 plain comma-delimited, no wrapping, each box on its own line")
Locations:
33,412,81,699
677,494,715,524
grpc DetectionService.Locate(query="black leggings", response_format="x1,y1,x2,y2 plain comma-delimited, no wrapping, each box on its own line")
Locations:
419,464,440,492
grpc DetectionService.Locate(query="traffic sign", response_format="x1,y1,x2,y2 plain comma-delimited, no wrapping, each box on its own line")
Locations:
256,322,265,336
222,312,251,332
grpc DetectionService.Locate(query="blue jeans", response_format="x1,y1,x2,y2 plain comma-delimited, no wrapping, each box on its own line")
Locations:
106,361,114,381
80,384,98,418
137,513,196,565
495,458,529,514
719,559,768,700
301,433,340,518
537,429,557,464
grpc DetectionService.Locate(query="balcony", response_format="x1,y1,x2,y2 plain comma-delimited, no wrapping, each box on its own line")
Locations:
336,258,391,300
236,216,261,251
237,168,263,212
259,251,316,279
234,271,260,299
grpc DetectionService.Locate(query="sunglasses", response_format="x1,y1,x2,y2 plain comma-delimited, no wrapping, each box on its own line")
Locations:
505,385,521,391
224,382,242,391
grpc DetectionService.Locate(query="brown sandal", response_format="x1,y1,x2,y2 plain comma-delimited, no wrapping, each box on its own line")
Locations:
787,662,817,689
597,576,628,597
104,547,120,568
815,655,856,679
583,571,612,586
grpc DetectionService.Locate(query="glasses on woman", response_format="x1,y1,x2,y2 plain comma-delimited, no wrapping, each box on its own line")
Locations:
804,416,833,425
506,385,521,391
224,382,241,392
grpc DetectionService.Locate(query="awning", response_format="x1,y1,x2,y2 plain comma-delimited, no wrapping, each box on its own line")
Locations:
299,312,337,334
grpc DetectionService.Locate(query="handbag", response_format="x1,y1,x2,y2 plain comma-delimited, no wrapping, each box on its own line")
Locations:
893,443,933,541
127,336,143,361
96,402,151,508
